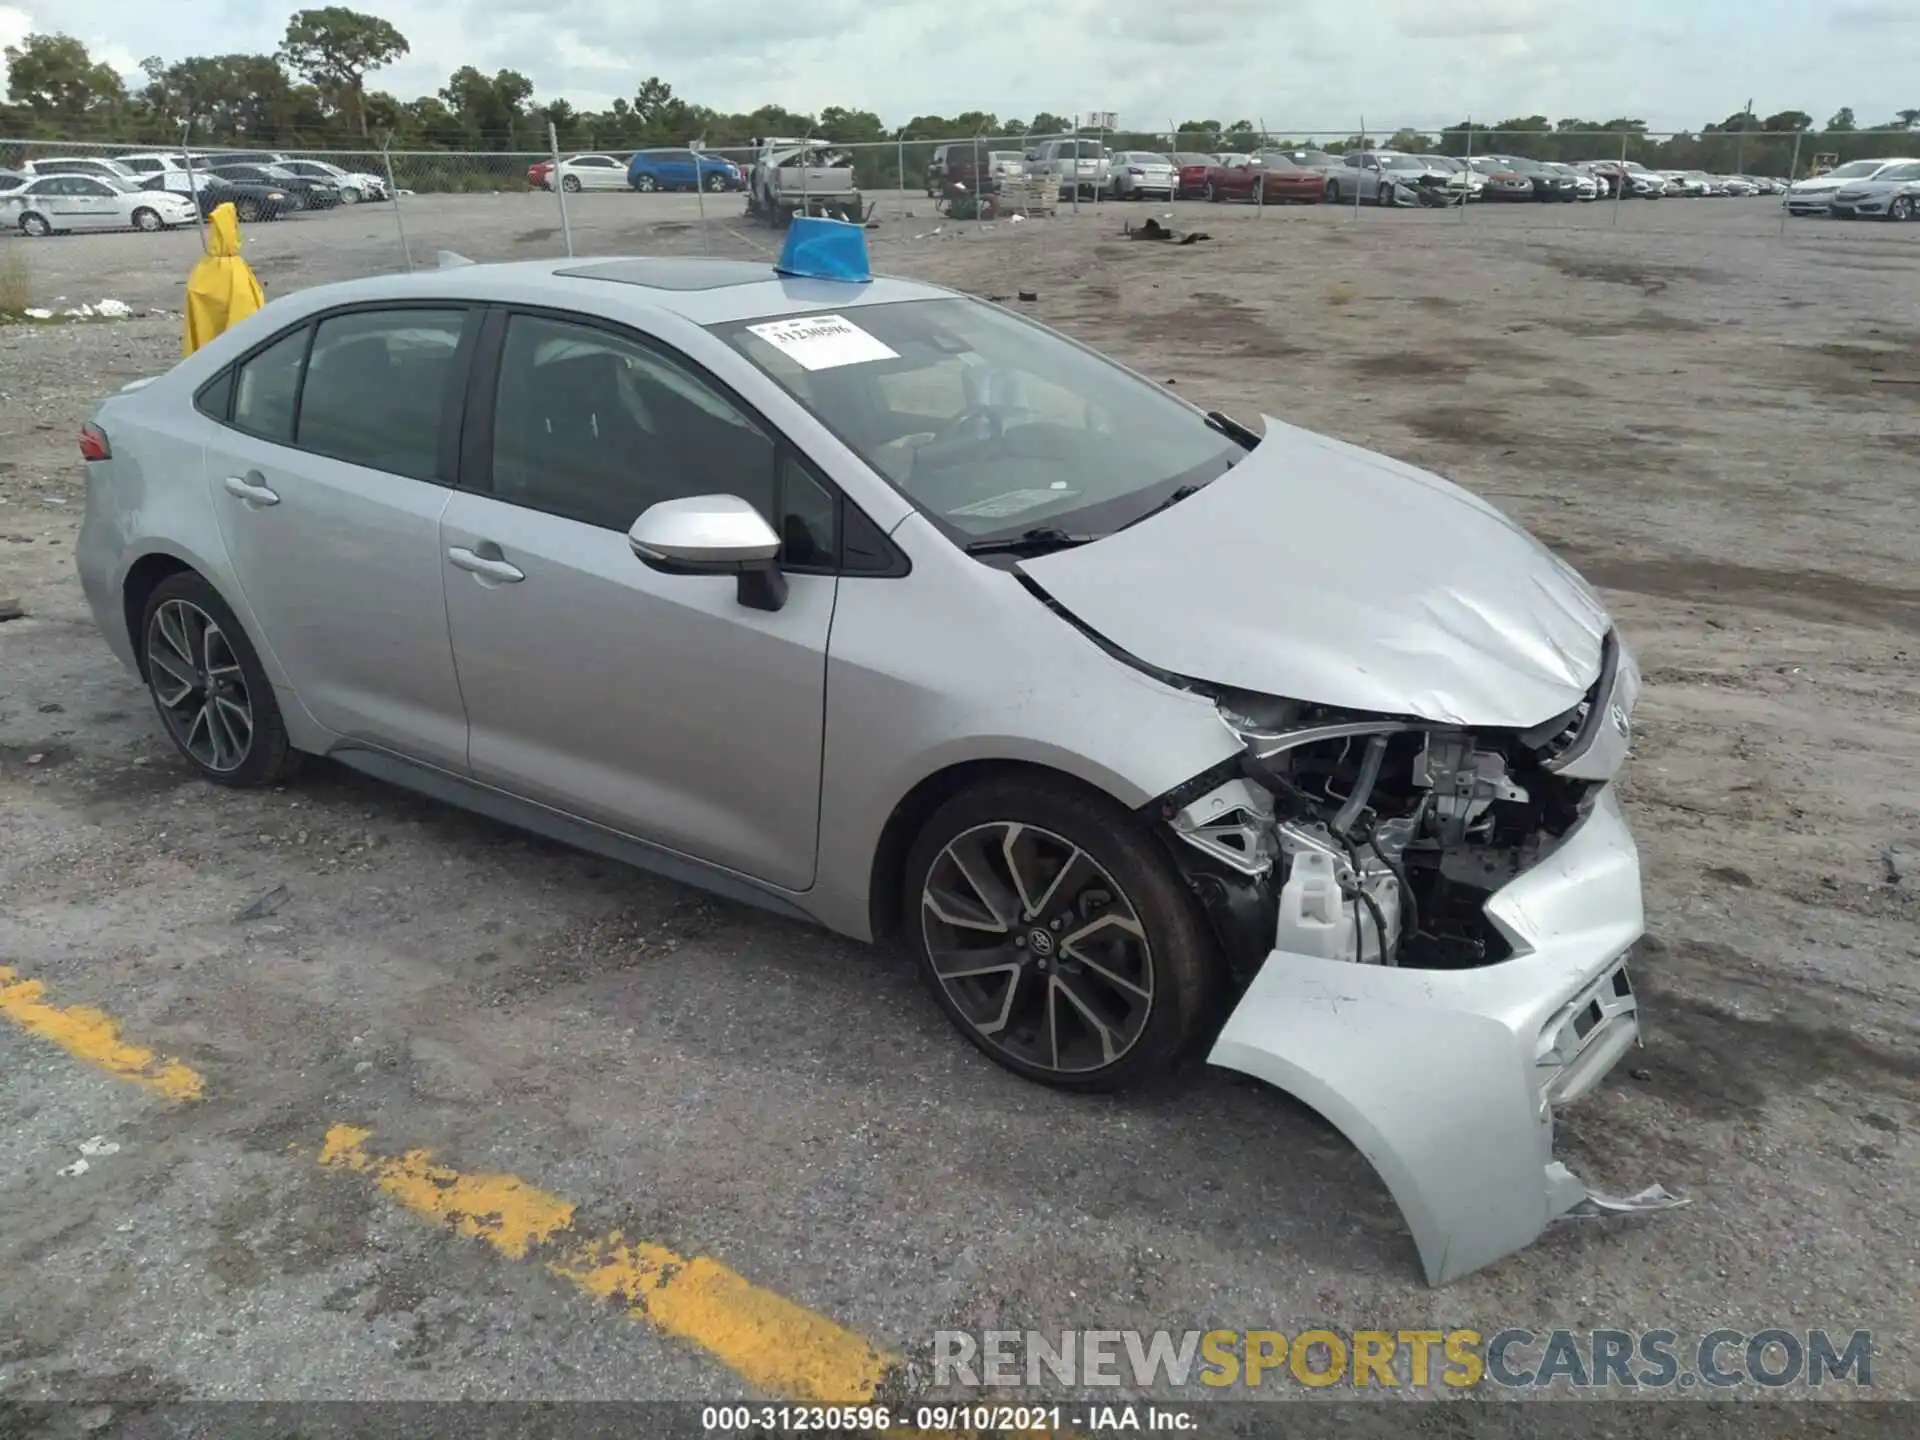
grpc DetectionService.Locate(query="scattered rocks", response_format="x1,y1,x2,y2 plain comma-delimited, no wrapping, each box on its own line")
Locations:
233,883,291,923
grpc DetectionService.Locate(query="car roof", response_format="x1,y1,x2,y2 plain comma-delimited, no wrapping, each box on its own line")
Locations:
269,256,954,328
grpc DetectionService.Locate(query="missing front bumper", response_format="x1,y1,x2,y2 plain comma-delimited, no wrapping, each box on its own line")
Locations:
1207,785,1684,1284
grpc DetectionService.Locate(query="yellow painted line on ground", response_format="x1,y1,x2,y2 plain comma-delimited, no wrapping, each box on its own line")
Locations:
319,1124,893,1404
0,965,204,1100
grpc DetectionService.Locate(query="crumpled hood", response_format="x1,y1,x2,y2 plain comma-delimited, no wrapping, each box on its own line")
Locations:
1017,416,1611,728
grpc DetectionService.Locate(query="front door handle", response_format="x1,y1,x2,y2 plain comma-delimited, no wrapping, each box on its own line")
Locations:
223,472,279,506
447,546,525,583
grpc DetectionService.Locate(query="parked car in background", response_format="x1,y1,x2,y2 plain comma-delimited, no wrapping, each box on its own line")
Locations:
1714,175,1759,197
1543,162,1599,199
1110,151,1177,200
117,152,187,175
527,158,555,190
1480,155,1580,201
629,148,742,194
0,170,25,193
921,143,1020,197
1826,159,1920,219
1026,138,1109,199
1786,157,1918,215
551,154,632,192
2,173,198,235
1330,151,1459,206
1466,158,1535,201
22,156,138,182
1172,152,1215,198
1425,154,1488,201
1204,152,1325,204
208,163,341,210
274,158,390,204
141,169,294,223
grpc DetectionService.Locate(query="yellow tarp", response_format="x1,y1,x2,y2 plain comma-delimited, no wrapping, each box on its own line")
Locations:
183,203,264,356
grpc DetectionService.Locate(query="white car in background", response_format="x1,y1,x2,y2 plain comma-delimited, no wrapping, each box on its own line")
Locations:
2,173,198,235
22,155,138,182
273,158,389,204
551,154,632,192
1786,157,1920,215
1109,151,1177,199
117,153,188,175
1826,159,1920,220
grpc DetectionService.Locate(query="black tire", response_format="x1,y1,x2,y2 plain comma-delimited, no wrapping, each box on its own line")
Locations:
1891,196,1914,221
339,186,361,204
903,775,1220,1093
20,212,51,237
1326,180,1341,203
705,171,726,192
235,199,262,223
635,173,658,192
131,206,163,232
561,174,581,192
140,571,302,789
1205,182,1219,202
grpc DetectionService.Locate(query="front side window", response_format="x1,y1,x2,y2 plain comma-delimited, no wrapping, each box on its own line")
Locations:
490,314,777,533
295,308,467,479
712,298,1243,543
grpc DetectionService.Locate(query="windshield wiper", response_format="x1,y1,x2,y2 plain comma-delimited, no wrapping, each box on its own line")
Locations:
1116,483,1204,532
1205,410,1260,448
962,526,1103,556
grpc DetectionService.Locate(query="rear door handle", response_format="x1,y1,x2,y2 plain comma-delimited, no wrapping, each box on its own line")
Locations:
447,546,525,583
223,473,279,506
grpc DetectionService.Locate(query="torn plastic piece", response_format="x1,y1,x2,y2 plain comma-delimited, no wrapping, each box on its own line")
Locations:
58,1158,90,1178
1560,1180,1689,1219
78,1136,120,1156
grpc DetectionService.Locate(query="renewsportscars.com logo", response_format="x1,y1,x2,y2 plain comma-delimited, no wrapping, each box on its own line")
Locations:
932,1328,1874,1391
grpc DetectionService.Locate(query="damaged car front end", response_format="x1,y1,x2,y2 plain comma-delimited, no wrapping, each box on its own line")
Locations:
1019,417,1681,1285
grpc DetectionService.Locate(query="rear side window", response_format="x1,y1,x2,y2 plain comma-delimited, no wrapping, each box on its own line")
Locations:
295,308,468,481
232,326,310,442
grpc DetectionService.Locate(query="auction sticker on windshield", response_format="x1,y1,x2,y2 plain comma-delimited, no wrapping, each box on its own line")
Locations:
949,488,1081,519
746,314,898,370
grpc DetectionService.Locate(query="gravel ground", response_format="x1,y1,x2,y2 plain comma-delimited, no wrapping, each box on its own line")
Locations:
1,192,1916,1417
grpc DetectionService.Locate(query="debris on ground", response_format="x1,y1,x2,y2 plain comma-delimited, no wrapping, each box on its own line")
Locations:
78,1136,120,1157
233,883,292,923
57,1159,90,1178
1017,290,1037,303
0,598,23,623
1884,840,1917,885
1123,217,1212,245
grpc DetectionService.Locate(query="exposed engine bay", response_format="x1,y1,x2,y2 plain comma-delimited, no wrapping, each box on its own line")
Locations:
1158,628,1635,985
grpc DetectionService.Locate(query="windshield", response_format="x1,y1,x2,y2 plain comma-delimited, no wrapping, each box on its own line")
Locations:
1067,141,1104,158
1382,154,1427,170
1174,152,1213,165
712,299,1242,542
1828,160,1881,178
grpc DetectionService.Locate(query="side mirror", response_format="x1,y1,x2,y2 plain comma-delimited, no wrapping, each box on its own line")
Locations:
628,494,789,612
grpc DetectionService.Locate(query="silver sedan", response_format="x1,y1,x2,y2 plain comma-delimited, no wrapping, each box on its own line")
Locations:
76,254,1666,1286
2,173,199,235
1109,151,1177,199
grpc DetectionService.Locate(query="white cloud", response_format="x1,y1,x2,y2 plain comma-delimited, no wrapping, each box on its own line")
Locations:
5,0,1920,135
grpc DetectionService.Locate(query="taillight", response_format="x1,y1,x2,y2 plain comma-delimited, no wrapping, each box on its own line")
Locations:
78,423,110,462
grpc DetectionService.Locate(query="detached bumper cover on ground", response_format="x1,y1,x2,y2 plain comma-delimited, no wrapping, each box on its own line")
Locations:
1209,785,1682,1285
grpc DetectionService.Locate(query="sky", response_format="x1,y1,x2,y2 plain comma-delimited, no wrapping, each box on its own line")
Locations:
3,0,1918,136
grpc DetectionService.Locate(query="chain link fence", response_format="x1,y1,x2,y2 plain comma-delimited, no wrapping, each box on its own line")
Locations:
2,126,1914,284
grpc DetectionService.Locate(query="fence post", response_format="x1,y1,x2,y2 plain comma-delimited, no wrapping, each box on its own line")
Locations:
1354,115,1364,217
1072,115,1079,216
1256,117,1267,218
1461,117,1471,221
180,118,207,251
549,122,573,257
898,133,906,197
1612,127,1626,228
1781,130,1803,235
691,139,710,254
380,134,412,271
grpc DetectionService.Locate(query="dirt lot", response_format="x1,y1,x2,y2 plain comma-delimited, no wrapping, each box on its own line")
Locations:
1,191,1917,1418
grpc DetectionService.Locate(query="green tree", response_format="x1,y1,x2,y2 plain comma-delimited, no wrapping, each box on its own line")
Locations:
1760,110,1812,132
4,32,127,125
280,7,409,138
1825,106,1855,132
1896,108,1920,129
142,53,301,140
439,66,533,146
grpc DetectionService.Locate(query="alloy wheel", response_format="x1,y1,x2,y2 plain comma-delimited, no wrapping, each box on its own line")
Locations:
637,174,657,192
706,172,726,191
146,599,254,774
921,822,1154,1075
1893,196,1914,221
132,207,162,232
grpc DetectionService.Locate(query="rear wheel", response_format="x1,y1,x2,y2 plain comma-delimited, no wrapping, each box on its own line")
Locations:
905,776,1219,1092
235,198,262,223
1326,179,1341,203
131,206,162,232
140,572,302,789
561,174,581,192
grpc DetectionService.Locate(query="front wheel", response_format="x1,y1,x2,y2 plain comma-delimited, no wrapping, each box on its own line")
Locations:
339,186,361,204
20,212,51,237
1890,196,1914,221
235,199,262,223
905,776,1219,1092
634,173,658,192
561,175,581,192
140,572,302,788
131,206,163,232
705,171,727,192
1204,182,1219,202
1326,180,1342,203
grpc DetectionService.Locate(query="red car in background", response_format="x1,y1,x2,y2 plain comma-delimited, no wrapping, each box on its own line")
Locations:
1204,152,1326,204
527,158,554,190
1173,151,1215,199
